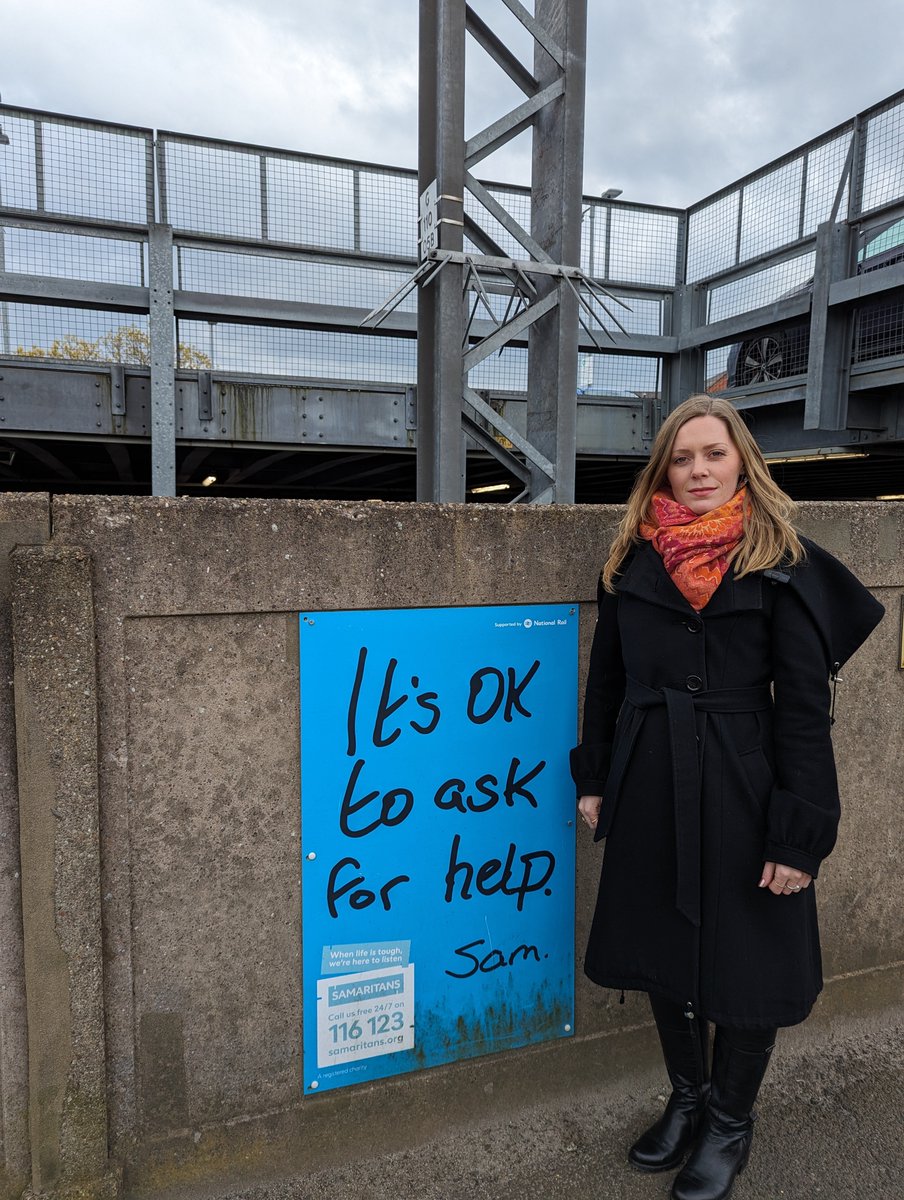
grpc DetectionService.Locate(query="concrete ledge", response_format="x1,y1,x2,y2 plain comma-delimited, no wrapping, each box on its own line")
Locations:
122,961,904,1198
199,996,904,1200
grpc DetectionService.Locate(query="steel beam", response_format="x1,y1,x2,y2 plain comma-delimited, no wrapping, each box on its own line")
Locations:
525,0,587,503
0,271,671,352
148,223,176,495
804,221,853,431
829,258,904,305
464,79,565,169
465,7,538,96
0,226,10,356
417,0,467,501
664,284,705,408
0,272,148,313
678,294,812,350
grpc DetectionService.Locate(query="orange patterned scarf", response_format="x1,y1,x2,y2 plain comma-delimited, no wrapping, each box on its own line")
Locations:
640,487,747,611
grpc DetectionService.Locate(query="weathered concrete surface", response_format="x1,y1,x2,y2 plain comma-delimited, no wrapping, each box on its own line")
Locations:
10,545,118,1200
125,614,301,1130
0,493,50,1200
130,983,904,1200
2,495,898,1198
45,496,624,1170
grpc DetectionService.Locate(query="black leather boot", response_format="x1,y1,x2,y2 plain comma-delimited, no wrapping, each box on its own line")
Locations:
670,1028,775,1200
628,996,710,1173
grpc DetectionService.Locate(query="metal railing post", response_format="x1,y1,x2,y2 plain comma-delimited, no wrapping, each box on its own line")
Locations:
148,223,176,496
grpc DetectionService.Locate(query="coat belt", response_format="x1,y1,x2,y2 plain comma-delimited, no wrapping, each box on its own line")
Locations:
612,678,773,928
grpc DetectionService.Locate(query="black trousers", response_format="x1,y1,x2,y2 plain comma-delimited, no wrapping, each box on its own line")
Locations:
649,993,777,1053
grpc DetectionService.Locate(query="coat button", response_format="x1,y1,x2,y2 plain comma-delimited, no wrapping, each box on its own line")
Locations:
685,620,702,633
686,675,703,692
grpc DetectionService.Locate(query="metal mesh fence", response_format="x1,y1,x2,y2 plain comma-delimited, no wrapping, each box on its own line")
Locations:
5,91,904,392
1,225,146,285
359,170,418,257
580,202,599,274
176,247,417,312
176,319,417,382
4,304,150,362
861,96,904,213
161,135,420,257
853,296,904,364
580,201,680,286
687,128,854,285
707,335,810,391
577,353,661,398
584,291,663,336
722,326,810,389
705,345,731,391
462,283,662,337
707,252,815,324
0,109,151,225
687,192,741,283
803,133,850,234
267,156,355,249
856,213,904,272
607,206,679,287
161,138,267,241
467,348,662,398
738,158,805,261
468,345,526,392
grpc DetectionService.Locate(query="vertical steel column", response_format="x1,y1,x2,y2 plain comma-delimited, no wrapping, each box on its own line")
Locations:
148,223,176,496
804,220,853,431
526,0,587,503
417,0,466,502
0,226,10,356
665,285,705,409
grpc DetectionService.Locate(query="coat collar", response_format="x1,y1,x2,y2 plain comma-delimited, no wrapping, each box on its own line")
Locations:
614,541,764,617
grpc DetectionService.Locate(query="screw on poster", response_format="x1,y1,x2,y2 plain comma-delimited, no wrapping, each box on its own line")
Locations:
300,604,577,1094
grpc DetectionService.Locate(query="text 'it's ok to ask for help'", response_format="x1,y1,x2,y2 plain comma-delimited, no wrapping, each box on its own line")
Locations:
299,604,578,1094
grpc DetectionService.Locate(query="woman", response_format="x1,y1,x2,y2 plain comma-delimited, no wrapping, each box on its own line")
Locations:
571,395,884,1200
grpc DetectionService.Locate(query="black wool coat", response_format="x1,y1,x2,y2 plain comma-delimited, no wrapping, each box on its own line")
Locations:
571,538,884,1029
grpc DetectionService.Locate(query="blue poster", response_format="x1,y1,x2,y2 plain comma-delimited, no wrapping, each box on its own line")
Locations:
299,604,577,1094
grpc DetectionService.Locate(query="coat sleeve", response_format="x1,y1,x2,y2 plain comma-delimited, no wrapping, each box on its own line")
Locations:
764,545,884,876
765,582,840,876
569,579,626,797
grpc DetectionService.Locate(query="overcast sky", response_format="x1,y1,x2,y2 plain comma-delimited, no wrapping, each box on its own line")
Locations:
2,0,903,210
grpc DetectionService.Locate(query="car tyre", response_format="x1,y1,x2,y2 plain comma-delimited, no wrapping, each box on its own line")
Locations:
735,332,788,385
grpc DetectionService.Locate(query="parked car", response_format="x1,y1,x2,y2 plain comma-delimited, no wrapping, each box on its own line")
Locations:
725,217,904,387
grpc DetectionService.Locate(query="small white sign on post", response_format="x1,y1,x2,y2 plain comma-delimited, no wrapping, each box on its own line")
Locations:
418,180,439,262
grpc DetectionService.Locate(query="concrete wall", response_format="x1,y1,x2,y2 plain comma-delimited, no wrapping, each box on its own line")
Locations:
0,497,50,1200
1,495,901,1200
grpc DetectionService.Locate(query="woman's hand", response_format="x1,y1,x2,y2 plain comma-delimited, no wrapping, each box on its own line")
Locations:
578,794,602,832
759,861,813,895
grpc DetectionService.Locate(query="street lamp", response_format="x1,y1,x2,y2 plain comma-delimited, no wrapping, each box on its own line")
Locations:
601,188,623,200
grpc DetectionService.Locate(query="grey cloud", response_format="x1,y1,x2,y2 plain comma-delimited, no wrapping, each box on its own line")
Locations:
1,0,902,212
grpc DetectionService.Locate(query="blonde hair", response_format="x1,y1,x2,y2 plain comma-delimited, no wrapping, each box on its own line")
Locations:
602,395,803,591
